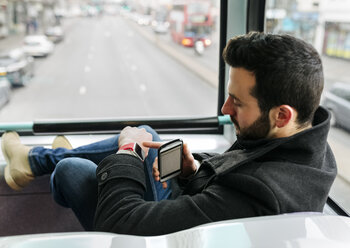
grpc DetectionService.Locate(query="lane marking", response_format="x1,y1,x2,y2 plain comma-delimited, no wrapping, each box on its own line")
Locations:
79,86,87,95
139,84,147,92
84,66,91,72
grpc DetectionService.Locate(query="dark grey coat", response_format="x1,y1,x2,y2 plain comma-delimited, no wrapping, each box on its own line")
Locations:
94,106,337,236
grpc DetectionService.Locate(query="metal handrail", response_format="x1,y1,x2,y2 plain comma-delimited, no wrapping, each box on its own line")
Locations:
0,116,232,135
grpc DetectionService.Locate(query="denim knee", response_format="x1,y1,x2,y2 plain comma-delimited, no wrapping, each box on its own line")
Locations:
50,158,76,207
53,158,77,180
138,125,161,142
51,158,97,207
51,158,98,230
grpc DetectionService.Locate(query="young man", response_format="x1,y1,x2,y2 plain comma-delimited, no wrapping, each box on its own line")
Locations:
1,32,336,235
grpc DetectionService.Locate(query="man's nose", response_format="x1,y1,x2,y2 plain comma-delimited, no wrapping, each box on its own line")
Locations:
221,99,234,115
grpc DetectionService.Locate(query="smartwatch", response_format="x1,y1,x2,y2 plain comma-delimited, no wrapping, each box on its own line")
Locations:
118,143,145,161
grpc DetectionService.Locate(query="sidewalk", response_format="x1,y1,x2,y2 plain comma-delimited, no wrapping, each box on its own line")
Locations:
322,55,350,86
0,33,25,52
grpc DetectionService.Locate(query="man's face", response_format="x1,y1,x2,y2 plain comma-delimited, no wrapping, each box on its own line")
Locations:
221,67,271,140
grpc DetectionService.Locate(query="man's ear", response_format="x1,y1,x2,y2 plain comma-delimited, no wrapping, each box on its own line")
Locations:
274,105,294,128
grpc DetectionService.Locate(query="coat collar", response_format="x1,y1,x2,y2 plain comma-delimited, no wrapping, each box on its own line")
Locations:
204,106,331,175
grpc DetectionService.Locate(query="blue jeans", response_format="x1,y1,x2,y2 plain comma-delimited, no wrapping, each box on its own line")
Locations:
28,126,172,230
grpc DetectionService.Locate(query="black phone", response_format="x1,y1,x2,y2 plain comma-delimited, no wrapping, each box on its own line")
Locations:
158,139,183,182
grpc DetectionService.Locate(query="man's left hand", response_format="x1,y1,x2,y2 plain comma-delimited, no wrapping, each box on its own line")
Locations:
118,126,153,157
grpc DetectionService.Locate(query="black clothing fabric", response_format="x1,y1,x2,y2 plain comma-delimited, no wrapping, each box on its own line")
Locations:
94,106,337,236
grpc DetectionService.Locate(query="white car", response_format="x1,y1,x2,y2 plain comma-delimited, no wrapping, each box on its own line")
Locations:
23,35,55,57
152,20,169,34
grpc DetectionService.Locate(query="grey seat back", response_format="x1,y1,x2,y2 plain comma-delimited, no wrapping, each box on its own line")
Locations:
0,171,83,236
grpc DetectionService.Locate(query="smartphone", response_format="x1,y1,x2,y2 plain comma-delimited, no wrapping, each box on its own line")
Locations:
158,139,183,182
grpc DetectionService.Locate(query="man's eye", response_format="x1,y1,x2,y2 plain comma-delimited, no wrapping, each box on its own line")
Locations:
233,100,242,107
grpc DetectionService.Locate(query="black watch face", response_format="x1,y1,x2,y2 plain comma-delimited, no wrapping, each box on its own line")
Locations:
135,143,145,160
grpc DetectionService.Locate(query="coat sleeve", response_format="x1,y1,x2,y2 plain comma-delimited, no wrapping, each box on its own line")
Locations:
192,152,219,161
93,154,279,236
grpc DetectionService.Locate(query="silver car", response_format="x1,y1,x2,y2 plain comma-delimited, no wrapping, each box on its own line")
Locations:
0,48,34,86
0,69,11,109
45,26,64,43
322,82,350,130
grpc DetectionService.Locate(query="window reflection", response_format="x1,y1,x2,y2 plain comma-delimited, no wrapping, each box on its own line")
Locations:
265,0,350,213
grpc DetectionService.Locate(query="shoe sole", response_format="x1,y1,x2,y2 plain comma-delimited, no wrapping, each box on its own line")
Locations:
1,135,24,191
52,136,73,149
4,166,23,190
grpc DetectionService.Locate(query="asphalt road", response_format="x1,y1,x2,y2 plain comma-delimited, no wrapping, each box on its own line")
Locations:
0,15,217,122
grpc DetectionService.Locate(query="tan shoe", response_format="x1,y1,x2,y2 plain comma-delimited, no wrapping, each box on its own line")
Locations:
52,135,73,149
1,132,33,190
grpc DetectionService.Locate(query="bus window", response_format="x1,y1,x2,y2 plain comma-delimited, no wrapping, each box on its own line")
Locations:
0,1,220,123
265,0,350,213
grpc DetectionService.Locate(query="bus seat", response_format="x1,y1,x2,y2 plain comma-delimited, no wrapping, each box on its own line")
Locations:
0,165,83,236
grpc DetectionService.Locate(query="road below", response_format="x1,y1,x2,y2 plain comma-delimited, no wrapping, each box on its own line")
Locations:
0,15,217,122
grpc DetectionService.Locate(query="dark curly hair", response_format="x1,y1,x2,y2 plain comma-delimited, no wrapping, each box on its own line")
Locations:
222,32,324,127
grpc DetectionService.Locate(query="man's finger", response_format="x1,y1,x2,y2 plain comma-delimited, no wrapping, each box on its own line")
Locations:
183,143,191,153
142,141,164,149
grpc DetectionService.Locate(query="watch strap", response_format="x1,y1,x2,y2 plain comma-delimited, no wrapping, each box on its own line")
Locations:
119,143,136,151
118,143,145,161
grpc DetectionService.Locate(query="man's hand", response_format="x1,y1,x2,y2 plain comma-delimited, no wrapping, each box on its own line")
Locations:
151,157,168,189
119,126,153,157
181,143,197,177
143,141,197,189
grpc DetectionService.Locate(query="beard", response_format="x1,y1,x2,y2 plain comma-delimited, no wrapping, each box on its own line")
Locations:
232,111,271,140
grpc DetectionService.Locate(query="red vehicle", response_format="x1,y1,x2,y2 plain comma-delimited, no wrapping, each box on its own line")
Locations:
169,0,213,47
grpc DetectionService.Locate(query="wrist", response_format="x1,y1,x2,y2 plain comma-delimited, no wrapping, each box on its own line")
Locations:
118,143,145,161
180,159,201,178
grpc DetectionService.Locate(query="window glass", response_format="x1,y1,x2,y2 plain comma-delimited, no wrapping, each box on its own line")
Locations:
187,2,210,15
265,0,350,212
330,86,350,101
0,0,220,122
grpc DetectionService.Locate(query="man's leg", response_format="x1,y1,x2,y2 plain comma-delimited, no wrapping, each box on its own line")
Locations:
2,125,163,191
33,125,172,201
30,125,160,176
1,131,120,190
51,146,172,229
29,135,120,176
50,158,97,230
